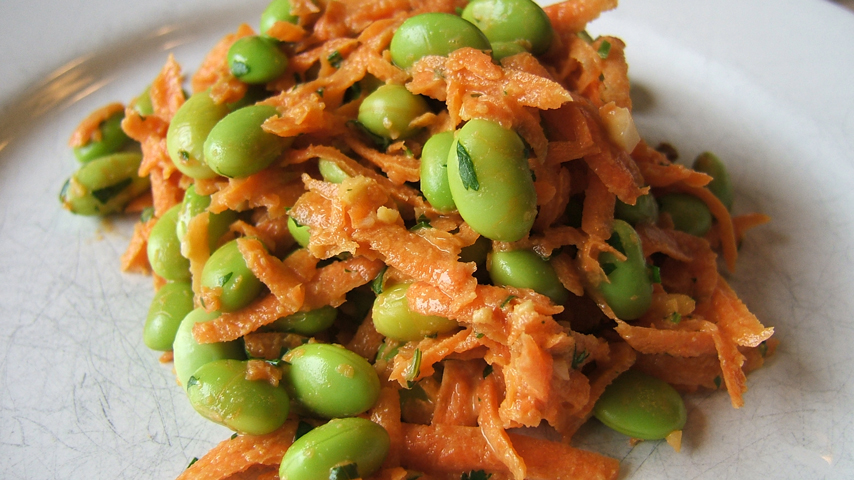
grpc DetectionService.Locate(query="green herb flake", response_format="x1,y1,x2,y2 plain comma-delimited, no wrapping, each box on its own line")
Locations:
461,470,492,480
405,348,422,382
669,312,682,324
482,365,494,378
92,178,132,204
571,348,589,370
410,214,432,231
500,295,517,309
327,50,344,68
759,340,769,358
140,206,155,223
456,142,480,191
187,457,199,469
186,376,199,388
343,82,362,103
648,265,662,284
329,463,359,480
371,266,388,294
713,376,722,389
230,433,239,440
475,332,485,339
597,40,612,59
577,30,594,44
316,87,325,98
295,420,314,440
232,61,250,78
179,150,190,161
217,272,234,288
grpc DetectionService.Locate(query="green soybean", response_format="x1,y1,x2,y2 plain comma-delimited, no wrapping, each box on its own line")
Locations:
260,0,299,38
200,239,264,312
357,84,430,141
487,249,569,304
204,104,293,178
372,282,458,341
693,151,734,211
595,220,653,320
593,369,687,440
270,306,337,336
490,41,528,60
419,131,456,212
147,204,191,281
279,417,390,480
73,111,133,163
130,86,154,116
657,193,713,237
447,119,537,242
144,281,194,351
172,308,245,387
228,35,289,84
284,343,380,418
461,0,554,55
59,152,150,216
186,359,290,435
176,184,238,253
318,158,350,184
614,192,659,226
166,90,229,179
389,13,491,69
287,216,311,248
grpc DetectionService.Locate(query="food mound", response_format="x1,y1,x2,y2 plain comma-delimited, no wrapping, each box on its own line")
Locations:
59,0,776,478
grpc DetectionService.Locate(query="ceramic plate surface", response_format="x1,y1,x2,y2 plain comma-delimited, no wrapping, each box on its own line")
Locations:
1,1,852,478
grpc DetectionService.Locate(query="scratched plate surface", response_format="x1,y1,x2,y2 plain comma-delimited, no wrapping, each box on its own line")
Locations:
1,0,853,479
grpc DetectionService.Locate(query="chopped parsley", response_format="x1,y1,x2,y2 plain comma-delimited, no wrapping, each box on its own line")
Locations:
456,142,480,191
571,348,589,370
597,40,612,59
327,50,344,68
405,348,422,382
370,266,388,294
648,265,662,284
217,272,233,288
482,365,494,378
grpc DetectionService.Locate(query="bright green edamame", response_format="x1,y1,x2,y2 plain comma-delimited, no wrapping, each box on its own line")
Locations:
73,111,133,163
270,305,337,335
284,343,381,418
318,158,350,184
357,84,430,141
200,239,264,312
419,131,456,212
172,308,245,387
487,250,569,304
447,119,537,242
147,204,191,281
166,90,229,179
59,152,150,216
372,282,458,341
615,192,659,226
130,86,154,116
227,35,289,84
693,151,734,211
287,216,311,247
279,417,390,480
593,369,687,440
176,184,238,253
490,41,528,60
389,13,491,69
260,0,299,38
461,0,554,55
204,104,293,178
657,193,713,237
144,281,194,351
595,220,653,320
186,359,290,435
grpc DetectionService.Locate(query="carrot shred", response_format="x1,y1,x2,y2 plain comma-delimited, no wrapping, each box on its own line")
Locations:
68,102,124,148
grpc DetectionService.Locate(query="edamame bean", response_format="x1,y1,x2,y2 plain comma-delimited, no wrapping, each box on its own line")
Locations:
130,86,154,116
166,90,229,179
59,152,150,216
279,417,390,480
447,119,537,242
200,239,264,312
227,35,289,84
615,192,659,226
461,0,554,55
372,282,458,341
389,13,491,69
270,305,337,335
490,41,528,60
73,111,133,163
419,131,456,212
172,308,245,387
147,204,192,281
176,184,238,253
487,249,569,304
657,193,712,237
186,359,290,435
260,0,299,38
595,220,653,320
204,104,293,178
143,281,194,351
317,158,350,184
287,216,311,248
284,343,380,418
357,84,430,141
693,152,734,211
593,369,687,440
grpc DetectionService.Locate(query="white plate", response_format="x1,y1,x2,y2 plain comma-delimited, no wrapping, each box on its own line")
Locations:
1,0,852,479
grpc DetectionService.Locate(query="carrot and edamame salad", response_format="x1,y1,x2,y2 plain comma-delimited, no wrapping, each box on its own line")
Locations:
60,0,776,478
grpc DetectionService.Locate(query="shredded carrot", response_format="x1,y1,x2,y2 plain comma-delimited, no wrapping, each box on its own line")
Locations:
68,102,124,148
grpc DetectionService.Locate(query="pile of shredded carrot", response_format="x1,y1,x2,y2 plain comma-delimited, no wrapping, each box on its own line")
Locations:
101,0,777,478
